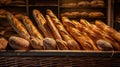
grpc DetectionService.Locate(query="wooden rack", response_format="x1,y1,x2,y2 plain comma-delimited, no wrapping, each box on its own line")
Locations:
0,0,113,26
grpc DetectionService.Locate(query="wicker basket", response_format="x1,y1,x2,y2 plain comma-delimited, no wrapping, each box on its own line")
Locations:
0,50,120,67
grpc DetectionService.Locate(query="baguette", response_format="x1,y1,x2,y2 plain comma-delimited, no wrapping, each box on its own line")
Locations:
15,13,24,20
78,1,90,7
62,17,99,50
80,19,119,50
79,19,92,29
43,37,57,50
46,15,68,50
84,27,114,51
80,19,113,41
47,9,80,50
32,9,58,50
33,9,53,38
95,20,120,50
78,19,117,50
9,36,30,50
96,39,113,51
79,19,111,41
95,20,117,34
30,36,43,50
80,23,114,51
72,20,114,51
46,15,62,40
72,20,99,50
6,12,30,40
56,39,68,50
22,16,43,40
89,12,104,18
91,24,114,41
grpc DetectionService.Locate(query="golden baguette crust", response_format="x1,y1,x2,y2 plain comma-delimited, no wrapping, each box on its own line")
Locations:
43,37,57,50
33,9,46,25
62,17,99,50
9,36,30,50
96,39,113,51
33,9,53,38
30,36,44,50
47,9,80,50
46,15,62,40
79,19,92,29
6,12,30,40
78,19,118,50
79,19,114,42
56,39,68,50
72,20,114,51
95,20,120,50
95,20,120,42
33,10,61,50
46,15,68,50
22,16,44,40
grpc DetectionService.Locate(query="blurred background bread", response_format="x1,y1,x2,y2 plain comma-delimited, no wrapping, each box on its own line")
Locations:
89,12,104,18
90,0,104,7
78,1,90,7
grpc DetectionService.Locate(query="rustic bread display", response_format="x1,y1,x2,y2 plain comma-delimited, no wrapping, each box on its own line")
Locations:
0,9,119,51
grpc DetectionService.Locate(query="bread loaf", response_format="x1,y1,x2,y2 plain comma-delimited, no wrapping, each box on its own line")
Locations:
72,19,115,51
0,37,8,50
89,12,104,18
95,20,120,42
46,15,62,40
78,1,90,7
62,17,98,50
47,9,80,50
72,20,99,50
30,36,43,50
33,9,53,38
43,37,57,50
79,12,89,17
46,15,68,50
61,12,80,18
32,9,62,50
79,19,92,28
95,20,120,50
96,39,114,51
79,19,119,50
6,12,30,40
56,39,68,50
90,0,104,7
61,3,77,7
9,36,30,50
31,35,58,50
22,16,44,40
15,13,24,20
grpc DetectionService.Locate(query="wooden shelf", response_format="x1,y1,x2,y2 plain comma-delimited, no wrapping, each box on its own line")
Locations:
0,0,110,26
60,6,106,9
0,5,26,7
28,5,58,7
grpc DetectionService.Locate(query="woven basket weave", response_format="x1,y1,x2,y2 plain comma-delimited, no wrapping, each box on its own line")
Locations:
0,50,120,67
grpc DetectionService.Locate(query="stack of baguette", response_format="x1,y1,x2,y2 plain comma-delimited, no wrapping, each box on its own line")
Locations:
2,9,120,51
61,11,104,18
0,0,11,5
